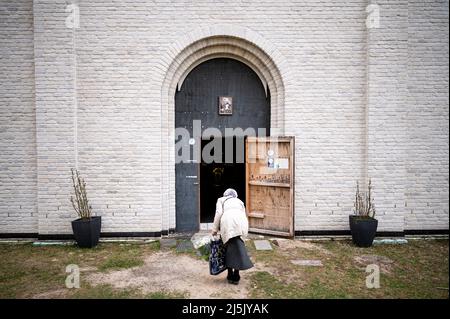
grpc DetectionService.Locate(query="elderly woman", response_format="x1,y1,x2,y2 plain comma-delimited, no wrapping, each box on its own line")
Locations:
211,188,253,284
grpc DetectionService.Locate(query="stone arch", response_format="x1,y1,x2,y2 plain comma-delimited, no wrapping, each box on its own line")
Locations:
158,25,291,232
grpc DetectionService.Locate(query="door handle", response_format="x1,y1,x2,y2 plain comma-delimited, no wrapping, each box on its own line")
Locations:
193,182,199,185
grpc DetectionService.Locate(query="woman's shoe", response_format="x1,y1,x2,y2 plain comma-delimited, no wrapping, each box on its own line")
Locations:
227,269,234,284
231,272,240,285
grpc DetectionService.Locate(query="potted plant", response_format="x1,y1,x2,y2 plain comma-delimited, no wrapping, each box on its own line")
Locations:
70,168,101,248
349,179,377,247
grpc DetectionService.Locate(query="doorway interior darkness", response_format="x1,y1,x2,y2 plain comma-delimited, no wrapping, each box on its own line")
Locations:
175,58,270,232
200,137,246,223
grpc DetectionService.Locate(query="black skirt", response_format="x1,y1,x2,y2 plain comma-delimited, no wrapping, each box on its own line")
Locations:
225,236,254,270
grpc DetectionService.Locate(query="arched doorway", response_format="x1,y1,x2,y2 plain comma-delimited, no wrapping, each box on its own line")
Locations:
175,58,270,232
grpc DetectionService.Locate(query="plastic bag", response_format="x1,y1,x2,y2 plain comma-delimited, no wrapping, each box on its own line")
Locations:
191,233,212,250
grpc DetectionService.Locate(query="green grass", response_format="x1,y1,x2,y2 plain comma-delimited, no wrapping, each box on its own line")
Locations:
98,257,144,271
248,239,449,299
71,284,186,299
250,271,305,298
98,246,146,271
72,284,141,299
0,238,447,299
0,241,159,299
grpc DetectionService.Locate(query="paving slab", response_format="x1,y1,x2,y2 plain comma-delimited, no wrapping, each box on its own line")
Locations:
176,240,195,252
160,238,177,250
254,240,273,251
373,239,408,245
291,259,323,266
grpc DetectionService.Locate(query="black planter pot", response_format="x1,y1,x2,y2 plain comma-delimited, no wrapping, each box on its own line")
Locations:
71,216,101,248
349,215,378,247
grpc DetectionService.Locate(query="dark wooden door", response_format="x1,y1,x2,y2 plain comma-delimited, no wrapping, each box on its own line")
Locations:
175,58,270,232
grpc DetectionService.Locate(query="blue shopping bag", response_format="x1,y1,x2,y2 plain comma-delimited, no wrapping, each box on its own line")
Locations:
209,237,227,275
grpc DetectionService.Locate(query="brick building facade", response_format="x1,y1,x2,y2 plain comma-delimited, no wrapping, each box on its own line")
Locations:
0,0,448,237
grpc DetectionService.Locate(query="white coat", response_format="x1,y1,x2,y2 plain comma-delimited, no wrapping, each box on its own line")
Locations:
212,196,249,244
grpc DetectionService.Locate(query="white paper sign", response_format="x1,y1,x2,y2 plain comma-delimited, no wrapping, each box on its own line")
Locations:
274,158,289,169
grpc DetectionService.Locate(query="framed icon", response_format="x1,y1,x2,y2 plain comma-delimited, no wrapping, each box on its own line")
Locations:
219,96,233,115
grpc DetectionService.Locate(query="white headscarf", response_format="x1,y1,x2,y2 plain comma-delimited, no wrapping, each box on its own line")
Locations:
223,188,238,198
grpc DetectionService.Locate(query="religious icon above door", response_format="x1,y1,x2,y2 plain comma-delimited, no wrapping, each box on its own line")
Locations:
218,96,233,115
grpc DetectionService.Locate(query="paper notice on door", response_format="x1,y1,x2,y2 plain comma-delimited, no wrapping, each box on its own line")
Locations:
274,158,289,169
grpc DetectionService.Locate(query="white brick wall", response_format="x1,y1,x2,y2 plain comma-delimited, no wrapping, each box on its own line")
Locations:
0,0,37,234
366,0,409,232
284,1,368,231
0,0,448,235
33,0,78,235
405,0,449,230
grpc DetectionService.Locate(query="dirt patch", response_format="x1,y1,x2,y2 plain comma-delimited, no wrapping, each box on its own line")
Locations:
79,266,98,273
32,289,69,299
354,255,394,273
275,239,333,255
87,251,261,299
1,239,447,299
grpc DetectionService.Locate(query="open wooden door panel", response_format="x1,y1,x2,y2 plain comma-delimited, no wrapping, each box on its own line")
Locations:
245,136,295,237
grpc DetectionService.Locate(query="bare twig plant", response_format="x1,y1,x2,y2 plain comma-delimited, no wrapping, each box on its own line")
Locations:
70,168,92,219
354,179,376,218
